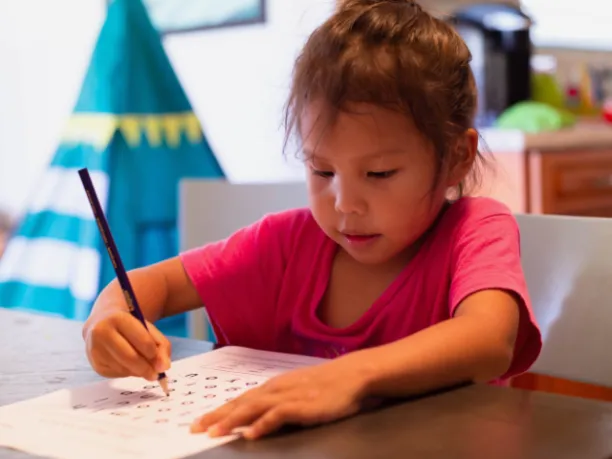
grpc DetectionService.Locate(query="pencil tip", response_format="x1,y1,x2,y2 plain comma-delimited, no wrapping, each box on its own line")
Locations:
159,377,170,396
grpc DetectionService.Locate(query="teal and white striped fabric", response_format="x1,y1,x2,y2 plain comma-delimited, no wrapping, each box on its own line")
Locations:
0,143,109,320
0,0,225,336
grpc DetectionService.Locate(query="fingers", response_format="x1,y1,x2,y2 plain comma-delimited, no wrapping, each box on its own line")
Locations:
87,343,134,379
192,400,315,440
245,403,305,439
115,315,159,361
192,398,269,436
104,332,159,381
86,312,169,380
147,322,172,372
190,387,313,439
191,399,240,434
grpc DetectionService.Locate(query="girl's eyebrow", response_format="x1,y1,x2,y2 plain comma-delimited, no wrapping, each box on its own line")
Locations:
302,148,406,160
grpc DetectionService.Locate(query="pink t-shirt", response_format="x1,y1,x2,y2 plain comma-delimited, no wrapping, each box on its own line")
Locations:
180,197,542,380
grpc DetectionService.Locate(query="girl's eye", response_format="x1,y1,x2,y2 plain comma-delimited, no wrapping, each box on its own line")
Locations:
367,170,397,179
312,169,334,178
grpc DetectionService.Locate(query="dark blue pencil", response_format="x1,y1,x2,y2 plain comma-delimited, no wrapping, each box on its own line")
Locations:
78,167,169,396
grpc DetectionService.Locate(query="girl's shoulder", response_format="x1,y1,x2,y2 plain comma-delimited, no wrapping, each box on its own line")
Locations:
255,207,327,255
439,196,518,235
446,196,514,220
257,207,321,237
423,197,519,256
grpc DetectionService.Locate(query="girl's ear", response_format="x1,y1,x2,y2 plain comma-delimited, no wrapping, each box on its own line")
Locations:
447,128,478,187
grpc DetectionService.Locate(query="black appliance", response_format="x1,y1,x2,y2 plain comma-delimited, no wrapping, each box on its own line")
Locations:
450,3,533,127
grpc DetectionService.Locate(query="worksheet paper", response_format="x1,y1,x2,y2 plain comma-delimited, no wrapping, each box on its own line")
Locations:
0,346,326,459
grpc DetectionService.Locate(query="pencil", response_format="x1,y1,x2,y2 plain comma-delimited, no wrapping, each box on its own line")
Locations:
78,167,170,396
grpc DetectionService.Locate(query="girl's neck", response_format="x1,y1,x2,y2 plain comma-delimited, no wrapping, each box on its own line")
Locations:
366,199,452,273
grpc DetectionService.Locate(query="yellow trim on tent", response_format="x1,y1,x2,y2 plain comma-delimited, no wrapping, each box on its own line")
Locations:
61,112,204,150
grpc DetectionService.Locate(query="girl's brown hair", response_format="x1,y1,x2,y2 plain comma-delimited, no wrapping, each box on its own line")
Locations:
284,0,491,197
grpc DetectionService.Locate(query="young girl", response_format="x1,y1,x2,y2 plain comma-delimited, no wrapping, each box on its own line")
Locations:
83,0,541,440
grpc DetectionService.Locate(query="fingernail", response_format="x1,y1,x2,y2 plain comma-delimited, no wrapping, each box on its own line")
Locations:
207,424,221,437
155,359,169,372
243,427,256,439
190,416,205,433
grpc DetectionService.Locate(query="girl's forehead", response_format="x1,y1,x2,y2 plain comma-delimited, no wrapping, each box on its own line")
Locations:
302,101,418,134
300,102,429,156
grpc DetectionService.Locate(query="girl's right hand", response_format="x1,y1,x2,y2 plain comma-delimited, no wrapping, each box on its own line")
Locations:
83,310,172,381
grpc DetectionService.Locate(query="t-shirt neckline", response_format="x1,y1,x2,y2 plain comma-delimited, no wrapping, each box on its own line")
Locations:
307,200,453,336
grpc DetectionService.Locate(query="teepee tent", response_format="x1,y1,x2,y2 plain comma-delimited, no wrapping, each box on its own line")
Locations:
0,0,225,336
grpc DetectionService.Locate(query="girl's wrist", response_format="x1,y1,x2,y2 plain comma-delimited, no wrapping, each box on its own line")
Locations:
335,350,380,400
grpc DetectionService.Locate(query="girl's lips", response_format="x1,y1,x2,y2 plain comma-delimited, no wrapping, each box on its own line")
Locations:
342,233,380,245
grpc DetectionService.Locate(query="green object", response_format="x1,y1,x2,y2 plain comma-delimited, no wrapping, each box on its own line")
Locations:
531,72,565,109
495,101,577,133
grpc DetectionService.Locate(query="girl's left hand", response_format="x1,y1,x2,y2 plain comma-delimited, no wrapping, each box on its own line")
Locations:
190,358,368,439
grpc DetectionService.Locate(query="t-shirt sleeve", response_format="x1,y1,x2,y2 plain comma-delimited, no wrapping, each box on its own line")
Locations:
179,210,303,349
448,204,542,380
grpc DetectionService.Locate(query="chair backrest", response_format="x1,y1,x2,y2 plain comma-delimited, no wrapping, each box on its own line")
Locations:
516,213,612,387
178,179,309,339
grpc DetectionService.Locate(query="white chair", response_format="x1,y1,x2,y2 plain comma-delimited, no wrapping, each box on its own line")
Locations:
178,179,309,340
516,213,612,388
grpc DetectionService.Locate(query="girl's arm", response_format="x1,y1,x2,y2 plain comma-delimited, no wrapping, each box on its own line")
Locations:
82,257,203,380
87,256,203,324
192,288,522,439
346,288,520,397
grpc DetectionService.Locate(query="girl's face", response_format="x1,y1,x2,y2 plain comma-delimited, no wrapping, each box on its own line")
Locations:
301,102,462,267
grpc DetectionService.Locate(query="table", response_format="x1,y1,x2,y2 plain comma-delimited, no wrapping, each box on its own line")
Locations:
2,308,612,459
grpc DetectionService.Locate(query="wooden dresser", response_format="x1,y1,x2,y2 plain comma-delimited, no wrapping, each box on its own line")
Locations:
526,148,612,217
525,125,612,217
